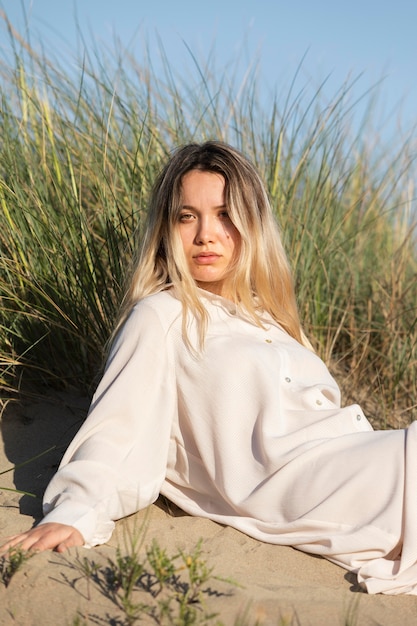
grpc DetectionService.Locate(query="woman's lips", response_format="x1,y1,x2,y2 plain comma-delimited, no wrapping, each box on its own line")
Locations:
194,253,220,264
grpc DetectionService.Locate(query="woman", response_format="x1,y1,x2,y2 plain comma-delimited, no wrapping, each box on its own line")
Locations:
2,141,417,595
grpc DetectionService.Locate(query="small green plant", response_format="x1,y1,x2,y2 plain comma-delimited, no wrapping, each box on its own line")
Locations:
70,616,89,626
146,539,177,590
173,539,219,624
0,545,34,587
105,545,149,624
151,538,224,626
70,617,89,626
70,535,237,626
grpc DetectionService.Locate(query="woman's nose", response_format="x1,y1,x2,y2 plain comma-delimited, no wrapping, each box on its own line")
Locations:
195,217,216,243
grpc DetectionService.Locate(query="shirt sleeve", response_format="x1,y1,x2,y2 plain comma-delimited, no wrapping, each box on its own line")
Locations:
39,301,177,547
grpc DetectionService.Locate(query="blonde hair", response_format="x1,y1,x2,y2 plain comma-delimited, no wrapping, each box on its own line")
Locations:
113,141,310,349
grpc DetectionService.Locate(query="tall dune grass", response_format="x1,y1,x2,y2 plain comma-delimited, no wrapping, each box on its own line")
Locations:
0,13,416,426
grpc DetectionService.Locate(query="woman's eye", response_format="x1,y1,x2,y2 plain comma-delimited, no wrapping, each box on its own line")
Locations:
179,213,194,222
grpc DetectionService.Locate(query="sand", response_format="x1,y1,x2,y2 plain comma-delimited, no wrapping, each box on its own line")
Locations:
1,391,417,625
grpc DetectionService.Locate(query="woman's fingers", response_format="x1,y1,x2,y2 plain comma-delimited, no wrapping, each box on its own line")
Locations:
0,531,38,555
0,522,84,555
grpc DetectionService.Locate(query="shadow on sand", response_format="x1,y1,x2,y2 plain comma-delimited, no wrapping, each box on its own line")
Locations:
0,391,89,521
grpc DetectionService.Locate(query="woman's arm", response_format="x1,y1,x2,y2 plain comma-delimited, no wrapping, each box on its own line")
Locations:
3,298,177,551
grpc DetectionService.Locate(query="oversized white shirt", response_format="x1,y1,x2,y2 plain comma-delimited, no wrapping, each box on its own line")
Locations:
41,288,417,595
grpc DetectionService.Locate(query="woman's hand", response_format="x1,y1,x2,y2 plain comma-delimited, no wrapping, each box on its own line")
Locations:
0,522,84,555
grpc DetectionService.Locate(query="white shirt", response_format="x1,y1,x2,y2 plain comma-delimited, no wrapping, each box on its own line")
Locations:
40,288,417,595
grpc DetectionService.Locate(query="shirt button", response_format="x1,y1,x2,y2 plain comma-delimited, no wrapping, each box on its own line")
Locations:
285,377,291,383
265,339,272,343
316,399,322,405
356,414,362,421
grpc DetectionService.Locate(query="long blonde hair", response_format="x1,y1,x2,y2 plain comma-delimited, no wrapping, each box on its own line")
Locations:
113,141,309,348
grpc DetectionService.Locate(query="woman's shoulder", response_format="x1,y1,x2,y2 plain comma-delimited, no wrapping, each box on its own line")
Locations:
131,288,182,325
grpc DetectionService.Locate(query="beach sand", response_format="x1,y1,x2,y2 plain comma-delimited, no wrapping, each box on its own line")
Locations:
1,392,417,625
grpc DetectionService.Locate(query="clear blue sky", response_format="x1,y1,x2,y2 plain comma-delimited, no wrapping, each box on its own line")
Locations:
1,0,417,142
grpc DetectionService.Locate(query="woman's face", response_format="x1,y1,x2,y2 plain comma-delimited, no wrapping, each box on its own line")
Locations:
178,169,241,297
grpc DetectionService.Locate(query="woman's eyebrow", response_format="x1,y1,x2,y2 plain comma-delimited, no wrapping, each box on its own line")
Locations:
180,203,227,209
